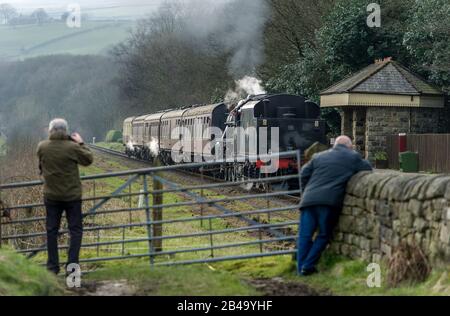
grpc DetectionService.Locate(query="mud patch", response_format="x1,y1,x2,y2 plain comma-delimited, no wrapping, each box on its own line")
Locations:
71,279,137,296
247,277,331,296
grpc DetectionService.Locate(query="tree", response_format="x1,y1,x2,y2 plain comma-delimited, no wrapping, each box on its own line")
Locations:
318,0,413,75
403,0,450,92
261,0,335,80
31,8,49,25
0,55,123,142
0,3,17,25
264,0,416,135
113,2,233,113
61,11,69,22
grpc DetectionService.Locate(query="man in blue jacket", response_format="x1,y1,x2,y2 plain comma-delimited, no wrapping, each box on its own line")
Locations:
297,136,372,276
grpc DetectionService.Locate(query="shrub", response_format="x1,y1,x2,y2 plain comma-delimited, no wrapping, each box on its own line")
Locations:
374,151,388,161
105,130,123,143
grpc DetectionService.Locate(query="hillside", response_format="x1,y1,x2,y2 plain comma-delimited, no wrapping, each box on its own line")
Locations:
0,20,135,60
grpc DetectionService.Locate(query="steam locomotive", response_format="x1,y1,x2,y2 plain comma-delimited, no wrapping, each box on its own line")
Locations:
123,94,327,183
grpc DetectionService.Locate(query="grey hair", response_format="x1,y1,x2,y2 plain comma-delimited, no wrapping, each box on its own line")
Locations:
49,118,69,135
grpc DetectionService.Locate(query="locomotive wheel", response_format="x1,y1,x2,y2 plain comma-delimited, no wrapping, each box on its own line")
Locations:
231,168,236,182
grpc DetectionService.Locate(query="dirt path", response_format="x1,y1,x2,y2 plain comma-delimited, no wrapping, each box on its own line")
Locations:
69,280,137,296
247,277,331,296
70,277,327,296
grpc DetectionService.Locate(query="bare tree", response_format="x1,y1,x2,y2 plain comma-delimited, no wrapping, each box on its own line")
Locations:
113,2,233,112
31,8,49,26
261,0,336,78
0,3,17,25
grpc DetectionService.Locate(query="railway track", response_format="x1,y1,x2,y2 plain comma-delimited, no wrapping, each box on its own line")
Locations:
87,144,301,204
88,144,302,243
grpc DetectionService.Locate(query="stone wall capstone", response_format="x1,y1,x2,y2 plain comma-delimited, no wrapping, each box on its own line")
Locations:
331,171,450,265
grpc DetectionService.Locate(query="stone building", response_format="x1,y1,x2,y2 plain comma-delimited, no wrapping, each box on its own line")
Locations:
320,59,446,160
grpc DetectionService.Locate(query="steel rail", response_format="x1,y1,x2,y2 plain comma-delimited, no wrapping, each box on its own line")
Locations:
2,174,298,211
1,204,299,226
0,150,298,190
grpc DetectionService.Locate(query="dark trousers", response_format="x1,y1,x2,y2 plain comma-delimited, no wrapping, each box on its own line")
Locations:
297,205,339,273
45,199,83,274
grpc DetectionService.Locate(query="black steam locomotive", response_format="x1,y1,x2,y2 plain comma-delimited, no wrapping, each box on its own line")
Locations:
123,94,327,182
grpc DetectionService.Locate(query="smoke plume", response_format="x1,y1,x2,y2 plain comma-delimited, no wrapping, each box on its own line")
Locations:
225,76,267,104
176,0,270,78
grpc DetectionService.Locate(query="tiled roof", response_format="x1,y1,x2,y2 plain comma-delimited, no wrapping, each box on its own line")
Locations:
320,60,443,96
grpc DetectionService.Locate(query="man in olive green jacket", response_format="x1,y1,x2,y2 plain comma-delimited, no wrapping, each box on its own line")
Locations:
37,118,93,274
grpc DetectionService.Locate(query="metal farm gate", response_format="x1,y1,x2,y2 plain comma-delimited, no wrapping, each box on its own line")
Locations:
0,151,301,270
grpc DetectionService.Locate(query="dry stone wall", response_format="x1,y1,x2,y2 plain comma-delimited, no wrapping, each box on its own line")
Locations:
330,171,450,265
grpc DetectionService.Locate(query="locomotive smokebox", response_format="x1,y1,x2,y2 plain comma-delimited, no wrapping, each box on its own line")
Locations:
277,107,297,119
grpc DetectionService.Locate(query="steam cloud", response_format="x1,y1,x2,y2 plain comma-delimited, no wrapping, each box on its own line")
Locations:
147,137,159,157
167,0,270,104
225,76,267,104
177,0,270,78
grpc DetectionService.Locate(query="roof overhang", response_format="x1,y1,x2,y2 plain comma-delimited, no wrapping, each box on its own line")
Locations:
320,93,445,108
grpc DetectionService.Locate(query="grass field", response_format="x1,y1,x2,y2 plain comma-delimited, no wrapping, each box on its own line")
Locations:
0,20,135,60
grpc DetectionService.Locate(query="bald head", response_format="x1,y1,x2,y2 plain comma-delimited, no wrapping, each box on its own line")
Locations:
334,136,353,149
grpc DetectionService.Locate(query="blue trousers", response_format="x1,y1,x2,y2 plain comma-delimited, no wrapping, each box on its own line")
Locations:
297,205,338,273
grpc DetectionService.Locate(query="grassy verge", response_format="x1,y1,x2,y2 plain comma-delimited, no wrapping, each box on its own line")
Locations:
95,142,125,152
214,253,450,296
0,249,63,296
86,262,259,296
